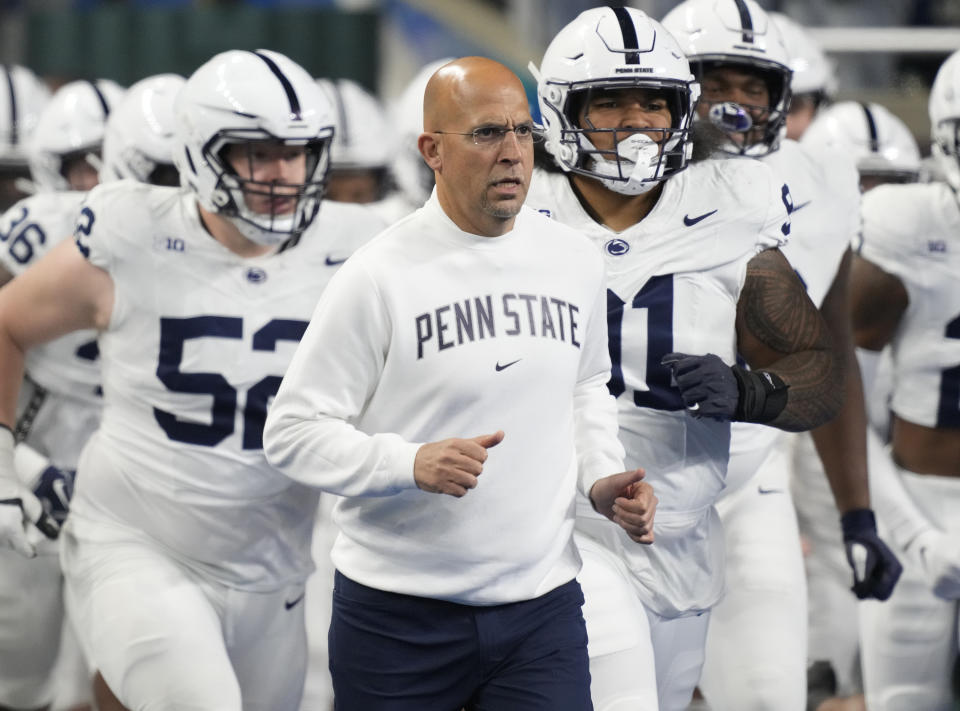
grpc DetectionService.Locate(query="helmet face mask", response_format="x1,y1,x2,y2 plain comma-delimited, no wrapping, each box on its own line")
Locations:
693,57,792,156
535,7,700,196
204,130,332,243
546,79,697,195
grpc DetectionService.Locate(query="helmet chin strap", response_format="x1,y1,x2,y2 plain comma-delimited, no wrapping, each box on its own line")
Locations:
588,132,664,196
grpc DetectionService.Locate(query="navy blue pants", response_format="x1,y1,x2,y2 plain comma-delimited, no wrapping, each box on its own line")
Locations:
329,572,593,711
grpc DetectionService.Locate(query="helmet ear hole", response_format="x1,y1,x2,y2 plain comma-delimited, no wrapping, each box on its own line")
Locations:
211,188,230,207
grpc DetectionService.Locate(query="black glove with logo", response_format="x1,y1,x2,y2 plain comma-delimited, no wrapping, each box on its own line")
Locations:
841,508,903,600
661,352,789,423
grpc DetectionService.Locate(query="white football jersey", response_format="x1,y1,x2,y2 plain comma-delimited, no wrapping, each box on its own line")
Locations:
526,158,788,616
860,181,960,429
727,140,860,493
0,191,102,466
67,181,384,592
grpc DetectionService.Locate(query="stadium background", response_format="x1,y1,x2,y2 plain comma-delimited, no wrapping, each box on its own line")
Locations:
0,0,957,149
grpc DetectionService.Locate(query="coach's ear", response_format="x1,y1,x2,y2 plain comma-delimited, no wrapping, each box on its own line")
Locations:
418,132,442,173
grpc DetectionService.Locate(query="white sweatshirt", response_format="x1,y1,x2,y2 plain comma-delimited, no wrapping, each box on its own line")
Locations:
264,192,624,605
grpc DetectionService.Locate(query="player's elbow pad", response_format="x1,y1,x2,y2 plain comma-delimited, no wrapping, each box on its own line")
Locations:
731,365,789,424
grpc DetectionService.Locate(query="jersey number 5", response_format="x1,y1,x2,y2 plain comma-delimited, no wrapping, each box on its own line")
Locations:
154,316,308,449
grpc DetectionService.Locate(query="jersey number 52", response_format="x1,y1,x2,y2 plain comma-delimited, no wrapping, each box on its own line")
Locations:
154,316,308,449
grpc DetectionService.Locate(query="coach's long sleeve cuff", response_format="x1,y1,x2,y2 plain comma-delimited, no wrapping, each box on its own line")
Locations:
264,413,421,497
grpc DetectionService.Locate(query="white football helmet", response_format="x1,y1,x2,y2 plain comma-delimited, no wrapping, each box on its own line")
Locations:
929,49,960,191
317,78,395,171
662,0,792,157
174,49,335,246
388,57,452,207
100,73,185,186
28,78,125,192
803,101,920,186
769,12,836,104
533,6,700,195
0,65,51,169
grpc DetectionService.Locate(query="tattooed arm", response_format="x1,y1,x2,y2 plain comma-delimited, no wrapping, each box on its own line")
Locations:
736,247,843,432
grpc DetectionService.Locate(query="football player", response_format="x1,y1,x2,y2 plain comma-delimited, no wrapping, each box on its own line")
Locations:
528,7,842,709
0,75,125,711
796,96,921,710
27,79,125,195
770,12,837,141
316,78,396,204
0,65,49,211
376,57,453,224
854,48,960,710
662,2,902,709
804,100,922,191
0,49,383,709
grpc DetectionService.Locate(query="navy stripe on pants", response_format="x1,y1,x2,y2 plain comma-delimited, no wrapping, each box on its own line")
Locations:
329,572,593,711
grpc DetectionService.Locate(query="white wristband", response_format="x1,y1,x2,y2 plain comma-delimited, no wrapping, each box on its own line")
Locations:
0,426,15,482
13,442,49,488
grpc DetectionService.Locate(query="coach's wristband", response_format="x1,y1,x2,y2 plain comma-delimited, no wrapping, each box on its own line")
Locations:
731,366,789,424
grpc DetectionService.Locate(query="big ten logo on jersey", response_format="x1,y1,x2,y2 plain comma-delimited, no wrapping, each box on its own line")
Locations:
0,204,46,266
607,274,683,411
153,316,308,449
414,292,581,360
153,235,186,253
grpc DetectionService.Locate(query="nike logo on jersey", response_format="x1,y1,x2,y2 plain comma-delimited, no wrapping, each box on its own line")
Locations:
683,209,717,226
495,359,521,372
757,486,784,495
284,593,305,610
791,200,812,213
325,255,348,267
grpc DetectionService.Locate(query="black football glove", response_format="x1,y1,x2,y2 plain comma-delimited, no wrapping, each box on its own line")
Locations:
841,508,903,600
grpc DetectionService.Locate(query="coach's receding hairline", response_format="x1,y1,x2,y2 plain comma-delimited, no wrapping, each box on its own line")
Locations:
422,56,525,132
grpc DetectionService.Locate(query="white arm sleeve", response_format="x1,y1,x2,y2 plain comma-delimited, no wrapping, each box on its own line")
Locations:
263,261,421,498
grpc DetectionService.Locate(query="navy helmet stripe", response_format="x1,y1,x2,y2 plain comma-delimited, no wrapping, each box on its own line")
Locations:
611,6,641,65
860,102,880,152
252,51,302,119
733,0,754,43
88,80,110,118
4,66,16,145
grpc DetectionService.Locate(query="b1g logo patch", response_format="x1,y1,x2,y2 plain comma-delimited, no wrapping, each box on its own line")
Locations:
605,238,630,256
